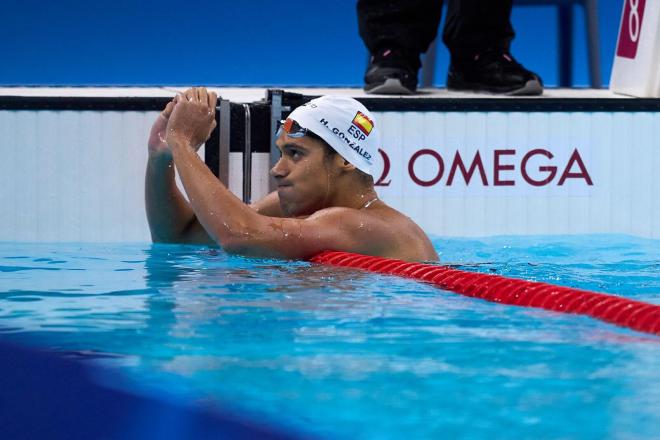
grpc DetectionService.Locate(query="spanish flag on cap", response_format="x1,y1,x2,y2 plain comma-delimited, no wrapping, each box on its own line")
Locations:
352,111,374,136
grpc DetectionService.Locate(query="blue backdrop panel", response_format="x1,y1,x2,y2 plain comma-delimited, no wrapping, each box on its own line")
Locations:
0,0,622,86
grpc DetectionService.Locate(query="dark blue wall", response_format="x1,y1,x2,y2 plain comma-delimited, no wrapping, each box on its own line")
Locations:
1,0,622,87
0,340,300,439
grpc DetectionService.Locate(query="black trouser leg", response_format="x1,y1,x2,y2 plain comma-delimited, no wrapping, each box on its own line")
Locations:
357,0,443,68
442,0,515,58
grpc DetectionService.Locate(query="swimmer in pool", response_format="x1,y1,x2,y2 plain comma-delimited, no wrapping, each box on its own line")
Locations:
145,87,438,262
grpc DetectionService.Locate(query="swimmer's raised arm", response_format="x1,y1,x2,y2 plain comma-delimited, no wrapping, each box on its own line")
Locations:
167,141,389,258
165,87,438,261
145,93,214,245
164,89,390,259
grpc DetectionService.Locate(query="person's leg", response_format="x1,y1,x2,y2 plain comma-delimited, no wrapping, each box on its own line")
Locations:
442,0,543,95
358,0,442,94
442,0,514,55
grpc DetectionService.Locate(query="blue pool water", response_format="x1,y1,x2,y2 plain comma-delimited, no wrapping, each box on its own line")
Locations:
1,235,659,439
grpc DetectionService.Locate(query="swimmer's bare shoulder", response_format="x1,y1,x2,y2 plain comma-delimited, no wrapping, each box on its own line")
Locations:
305,203,439,262
246,193,437,261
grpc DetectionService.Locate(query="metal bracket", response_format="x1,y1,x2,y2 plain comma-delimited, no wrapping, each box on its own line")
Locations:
268,89,283,192
242,103,252,204
218,99,231,186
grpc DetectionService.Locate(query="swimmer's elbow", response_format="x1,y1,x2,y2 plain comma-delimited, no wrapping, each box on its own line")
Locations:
220,232,309,260
220,237,284,259
217,229,260,256
220,236,246,255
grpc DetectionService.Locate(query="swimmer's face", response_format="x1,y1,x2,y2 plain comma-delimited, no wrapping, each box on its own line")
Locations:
271,132,338,217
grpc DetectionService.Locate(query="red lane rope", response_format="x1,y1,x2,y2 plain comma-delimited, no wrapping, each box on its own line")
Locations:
309,251,660,336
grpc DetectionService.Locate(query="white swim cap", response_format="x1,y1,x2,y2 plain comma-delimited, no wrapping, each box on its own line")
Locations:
286,95,380,176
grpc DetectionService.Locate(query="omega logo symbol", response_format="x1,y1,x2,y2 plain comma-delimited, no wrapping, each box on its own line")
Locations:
628,0,641,42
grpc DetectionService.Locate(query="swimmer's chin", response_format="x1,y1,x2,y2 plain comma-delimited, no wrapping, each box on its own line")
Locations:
277,198,297,218
278,199,314,219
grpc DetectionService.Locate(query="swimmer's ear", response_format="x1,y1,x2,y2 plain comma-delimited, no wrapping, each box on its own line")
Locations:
339,158,357,173
328,154,356,173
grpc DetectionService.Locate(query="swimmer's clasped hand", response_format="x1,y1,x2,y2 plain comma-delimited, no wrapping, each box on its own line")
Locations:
165,87,218,152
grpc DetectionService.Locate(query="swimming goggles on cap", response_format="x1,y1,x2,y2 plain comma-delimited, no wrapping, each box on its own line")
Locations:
276,118,308,138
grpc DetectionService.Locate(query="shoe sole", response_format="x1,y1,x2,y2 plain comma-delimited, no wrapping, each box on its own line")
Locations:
364,78,416,95
506,79,543,96
447,78,543,96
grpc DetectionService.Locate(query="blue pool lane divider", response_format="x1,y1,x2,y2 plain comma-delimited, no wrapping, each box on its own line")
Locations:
310,251,660,336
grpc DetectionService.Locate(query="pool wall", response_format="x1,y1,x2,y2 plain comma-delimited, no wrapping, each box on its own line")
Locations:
0,340,300,439
370,109,660,238
1,87,660,241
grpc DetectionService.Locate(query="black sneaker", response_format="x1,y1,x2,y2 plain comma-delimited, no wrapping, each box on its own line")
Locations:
364,48,419,95
447,51,543,96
